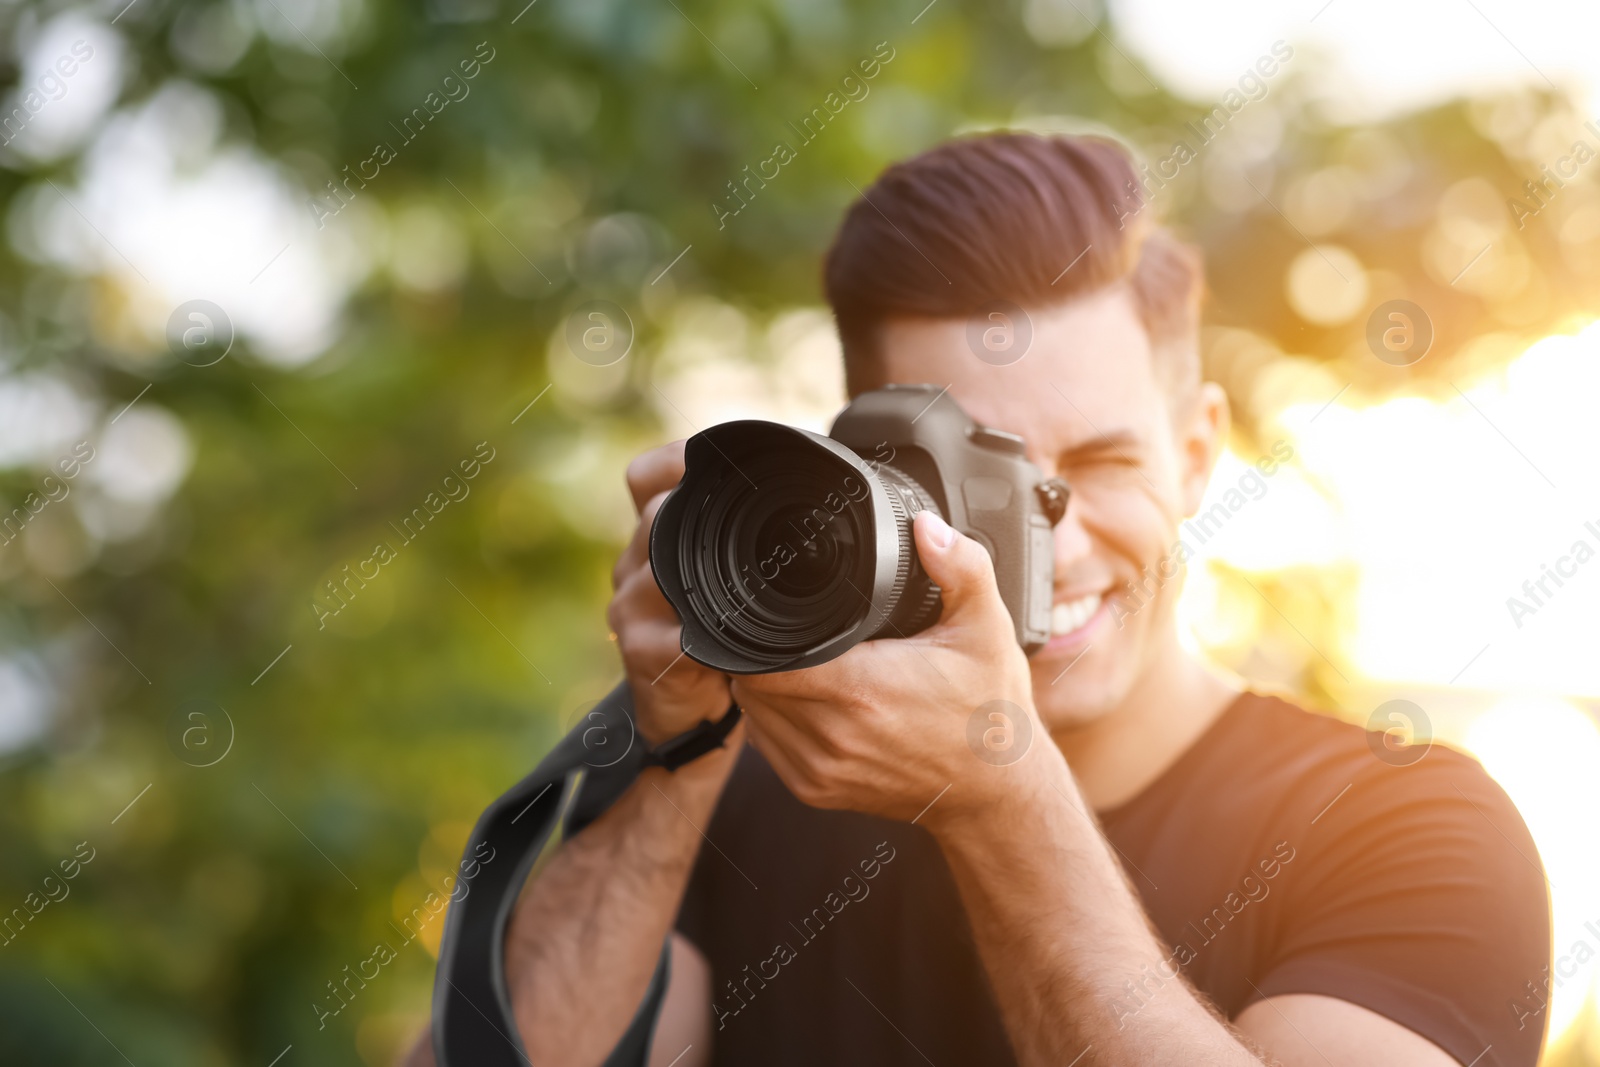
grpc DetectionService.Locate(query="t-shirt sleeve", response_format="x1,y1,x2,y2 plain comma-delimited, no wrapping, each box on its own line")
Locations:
1250,749,1551,1067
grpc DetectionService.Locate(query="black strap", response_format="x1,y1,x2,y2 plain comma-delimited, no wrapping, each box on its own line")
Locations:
643,703,743,771
433,682,737,1067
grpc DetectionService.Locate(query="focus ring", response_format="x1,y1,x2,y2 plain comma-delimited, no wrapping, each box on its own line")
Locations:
876,482,915,626
871,464,944,639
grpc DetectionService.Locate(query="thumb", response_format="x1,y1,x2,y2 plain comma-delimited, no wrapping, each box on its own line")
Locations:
913,510,1007,626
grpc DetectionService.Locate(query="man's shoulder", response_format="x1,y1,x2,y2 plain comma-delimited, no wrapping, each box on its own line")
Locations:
1212,695,1549,1067
1242,688,1501,781
1122,689,1524,849
1206,692,1537,878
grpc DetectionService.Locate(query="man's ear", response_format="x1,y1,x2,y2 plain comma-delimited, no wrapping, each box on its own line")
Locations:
1177,381,1230,517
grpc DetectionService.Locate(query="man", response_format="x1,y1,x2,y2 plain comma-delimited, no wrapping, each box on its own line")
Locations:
411,133,1549,1066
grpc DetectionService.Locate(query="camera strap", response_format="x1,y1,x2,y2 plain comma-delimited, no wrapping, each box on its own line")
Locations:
432,681,740,1067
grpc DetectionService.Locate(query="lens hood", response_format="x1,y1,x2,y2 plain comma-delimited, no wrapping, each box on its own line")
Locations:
650,420,925,674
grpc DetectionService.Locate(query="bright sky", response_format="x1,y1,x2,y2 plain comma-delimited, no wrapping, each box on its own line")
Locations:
1116,0,1600,119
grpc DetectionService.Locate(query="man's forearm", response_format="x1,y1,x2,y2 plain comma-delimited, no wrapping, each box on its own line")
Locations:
504,740,738,1064
932,749,1263,1067
407,737,740,1067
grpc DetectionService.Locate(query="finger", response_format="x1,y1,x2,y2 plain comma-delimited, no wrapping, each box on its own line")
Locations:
611,566,678,624
731,674,836,734
735,695,830,802
612,615,686,675
913,510,1009,628
736,652,862,704
625,442,687,515
612,490,671,588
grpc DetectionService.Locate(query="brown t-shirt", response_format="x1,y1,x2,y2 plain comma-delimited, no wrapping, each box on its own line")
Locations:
676,692,1551,1065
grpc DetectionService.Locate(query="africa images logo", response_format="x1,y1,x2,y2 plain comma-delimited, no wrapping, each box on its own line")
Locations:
166,299,234,366
967,700,1033,766
308,42,497,229
711,841,897,1029
1106,841,1296,1029
710,41,896,229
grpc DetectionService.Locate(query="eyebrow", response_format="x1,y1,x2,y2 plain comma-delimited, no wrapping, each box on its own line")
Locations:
1055,429,1144,464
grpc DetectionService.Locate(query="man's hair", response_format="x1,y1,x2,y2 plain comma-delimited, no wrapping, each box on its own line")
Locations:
823,132,1203,399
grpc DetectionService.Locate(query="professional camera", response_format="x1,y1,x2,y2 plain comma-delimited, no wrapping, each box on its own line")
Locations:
649,384,1070,674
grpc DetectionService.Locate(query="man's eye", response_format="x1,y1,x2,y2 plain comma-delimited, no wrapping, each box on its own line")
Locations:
1068,455,1139,474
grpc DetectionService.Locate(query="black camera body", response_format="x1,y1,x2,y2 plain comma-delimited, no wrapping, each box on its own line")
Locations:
651,384,1064,675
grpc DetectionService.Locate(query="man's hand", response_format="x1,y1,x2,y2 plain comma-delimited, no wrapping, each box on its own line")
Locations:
731,509,1043,826
608,442,734,746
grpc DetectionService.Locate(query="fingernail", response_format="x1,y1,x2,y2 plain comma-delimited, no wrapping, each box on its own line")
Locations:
921,510,955,550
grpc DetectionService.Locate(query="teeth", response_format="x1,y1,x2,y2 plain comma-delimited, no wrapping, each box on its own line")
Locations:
1051,594,1102,637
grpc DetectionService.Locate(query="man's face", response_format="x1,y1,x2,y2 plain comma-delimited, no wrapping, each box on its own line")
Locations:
866,287,1225,734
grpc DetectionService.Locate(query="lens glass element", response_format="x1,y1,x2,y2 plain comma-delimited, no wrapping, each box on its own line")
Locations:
676,453,874,666
749,499,856,599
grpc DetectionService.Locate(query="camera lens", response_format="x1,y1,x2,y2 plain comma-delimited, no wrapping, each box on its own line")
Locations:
703,462,872,655
651,422,943,674
750,500,851,599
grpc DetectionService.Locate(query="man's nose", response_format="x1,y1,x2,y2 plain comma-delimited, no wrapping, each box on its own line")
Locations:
1052,494,1094,579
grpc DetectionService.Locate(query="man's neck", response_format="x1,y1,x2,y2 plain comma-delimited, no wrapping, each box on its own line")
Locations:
1050,640,1241,812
